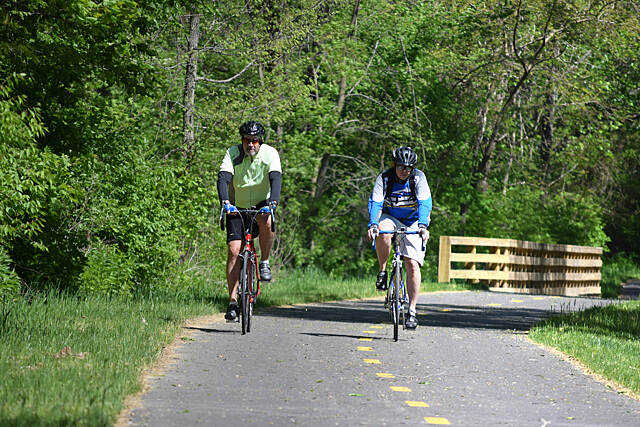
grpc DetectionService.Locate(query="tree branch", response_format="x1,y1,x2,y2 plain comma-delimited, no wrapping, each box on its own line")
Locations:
196,60,255,83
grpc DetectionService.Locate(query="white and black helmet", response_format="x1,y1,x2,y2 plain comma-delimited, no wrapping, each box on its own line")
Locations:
239,121,265,140
392,146,417,166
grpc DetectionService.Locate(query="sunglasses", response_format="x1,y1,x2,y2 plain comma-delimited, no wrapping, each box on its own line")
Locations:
242,137,261,145
396,165,413,172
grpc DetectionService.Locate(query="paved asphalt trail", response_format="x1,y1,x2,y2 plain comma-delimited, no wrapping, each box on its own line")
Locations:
126,291,640,426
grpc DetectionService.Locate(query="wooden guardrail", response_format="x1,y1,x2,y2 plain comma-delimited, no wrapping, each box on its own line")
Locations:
438,236,602,296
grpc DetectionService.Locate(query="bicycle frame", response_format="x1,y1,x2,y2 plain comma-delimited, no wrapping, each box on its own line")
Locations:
241,223,260,304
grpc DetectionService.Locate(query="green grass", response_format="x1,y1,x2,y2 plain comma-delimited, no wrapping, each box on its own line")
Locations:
0,270,470,426
529,300,640,395
600,255,640,298
0,292,214,427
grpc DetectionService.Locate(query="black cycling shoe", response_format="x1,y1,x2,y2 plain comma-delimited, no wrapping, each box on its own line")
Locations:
225,301,239,322
259,261,272,281
406,311,418,330
375,271,388,291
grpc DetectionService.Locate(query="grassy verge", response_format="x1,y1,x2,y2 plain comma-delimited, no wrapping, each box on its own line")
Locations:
600,255,640,298
0,270,471,426
529,300,640,395
0,292,213,427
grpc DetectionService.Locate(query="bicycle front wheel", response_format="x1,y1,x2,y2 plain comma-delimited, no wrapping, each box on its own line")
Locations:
393,265,401,342
246,256,256,333
240,252,252,335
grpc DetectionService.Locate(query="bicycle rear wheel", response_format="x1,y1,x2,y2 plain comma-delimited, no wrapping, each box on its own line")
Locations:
393,265,400,342
240,252,251,335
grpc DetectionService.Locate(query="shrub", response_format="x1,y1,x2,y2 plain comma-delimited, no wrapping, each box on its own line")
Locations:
0,247,20,298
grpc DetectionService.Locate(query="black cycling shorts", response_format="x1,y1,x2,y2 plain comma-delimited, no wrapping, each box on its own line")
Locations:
226,200,268,243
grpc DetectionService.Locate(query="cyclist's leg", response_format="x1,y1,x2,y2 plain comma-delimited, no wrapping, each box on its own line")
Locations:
253,203,274,281
373,218,394,290
403,258,421,312
397,222,425,309
225,214,244,302
398,225,425,328
226,241,242,298
256,210,274,262
376,217,396,271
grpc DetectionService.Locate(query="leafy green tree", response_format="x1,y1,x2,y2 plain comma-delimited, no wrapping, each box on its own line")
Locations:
0,74,76,293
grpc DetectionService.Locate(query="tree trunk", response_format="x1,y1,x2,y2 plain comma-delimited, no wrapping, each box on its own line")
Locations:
540,90,557,182
182,8,199,156
336,0,360,116
459,83,491,233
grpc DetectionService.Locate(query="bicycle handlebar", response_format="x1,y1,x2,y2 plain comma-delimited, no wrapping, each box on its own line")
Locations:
373,228,426,252
219,206,276,233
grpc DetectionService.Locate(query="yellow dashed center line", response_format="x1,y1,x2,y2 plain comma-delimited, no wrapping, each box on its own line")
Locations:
376,373,395,378
486,303,502,307
511,299,523,302
441,308,451,312
425,417,451,425
355,320,453,425
390,386,411,392
405,400,429,407
533,297,545,300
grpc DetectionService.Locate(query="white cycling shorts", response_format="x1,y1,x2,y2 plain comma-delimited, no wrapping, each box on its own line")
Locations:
378,214,428,266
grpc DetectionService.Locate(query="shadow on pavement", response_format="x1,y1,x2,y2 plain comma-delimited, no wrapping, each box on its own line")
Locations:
416,303,550,331
300,332,386,340
256,300,558,332
184,326,238,334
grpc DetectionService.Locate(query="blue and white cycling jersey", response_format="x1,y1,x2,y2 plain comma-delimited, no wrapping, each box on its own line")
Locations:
368,168,432,227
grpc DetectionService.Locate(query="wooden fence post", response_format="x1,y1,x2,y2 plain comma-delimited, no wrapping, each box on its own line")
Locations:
438,235,451,283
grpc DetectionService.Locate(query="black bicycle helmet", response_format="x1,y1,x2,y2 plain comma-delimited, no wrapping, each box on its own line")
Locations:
392,146,418,166
239,121,265,139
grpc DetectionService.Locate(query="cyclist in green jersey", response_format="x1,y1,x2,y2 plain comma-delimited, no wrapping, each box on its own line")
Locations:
217,121,282,321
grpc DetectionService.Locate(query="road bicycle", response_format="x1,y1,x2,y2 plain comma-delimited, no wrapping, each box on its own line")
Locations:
377,228,423,341
220,204,276,335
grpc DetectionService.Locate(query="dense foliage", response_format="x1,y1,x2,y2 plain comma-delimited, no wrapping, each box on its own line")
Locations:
1,0,639,296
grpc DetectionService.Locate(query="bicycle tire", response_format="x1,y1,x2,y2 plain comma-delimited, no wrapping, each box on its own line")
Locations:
240,252,251,335
399,266,406,329
386,280,393,322
393,264,400,341
246,256,255,333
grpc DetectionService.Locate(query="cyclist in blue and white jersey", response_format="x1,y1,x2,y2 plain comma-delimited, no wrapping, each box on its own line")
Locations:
366,146,432,329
